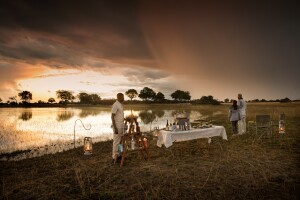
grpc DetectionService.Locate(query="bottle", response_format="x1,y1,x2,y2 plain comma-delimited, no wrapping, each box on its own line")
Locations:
131,136,135,150
118,144,123,154
142,137,148,148
166,120,169,130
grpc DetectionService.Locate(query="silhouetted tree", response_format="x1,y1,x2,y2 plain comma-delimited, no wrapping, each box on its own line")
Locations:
153,92,165,102
170,90,191,101
48,97,56,103
56,90,74,103
195,95,220,105
89,94,101,104
77,93,101,104
0,98,2,103
9,96,18,103
125,89,138,101
78,92,90,104
224,98,229,103
139,87,156,101
280,97,291,103
18,91,32,103
37,100,45,104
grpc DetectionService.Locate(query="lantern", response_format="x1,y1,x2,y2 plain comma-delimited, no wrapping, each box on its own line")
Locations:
279,113,285,134
153,127,159,137
83,137,93,155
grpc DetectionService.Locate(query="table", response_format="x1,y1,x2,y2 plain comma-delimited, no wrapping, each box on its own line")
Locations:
157,126,227,148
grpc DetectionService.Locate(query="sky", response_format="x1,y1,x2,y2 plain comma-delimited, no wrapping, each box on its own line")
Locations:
0,0,299,102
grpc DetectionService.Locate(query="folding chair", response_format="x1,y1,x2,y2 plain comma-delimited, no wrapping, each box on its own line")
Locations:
255,115,272,135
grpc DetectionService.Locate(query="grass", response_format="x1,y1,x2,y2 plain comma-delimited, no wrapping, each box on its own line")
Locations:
1,103,300,199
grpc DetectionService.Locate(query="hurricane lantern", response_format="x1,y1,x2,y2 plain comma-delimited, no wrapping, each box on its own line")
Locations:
153,127,159,137
279,113,285,134
84,137,93,155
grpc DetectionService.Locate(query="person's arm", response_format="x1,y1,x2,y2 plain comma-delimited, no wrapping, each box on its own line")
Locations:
111,113,118,134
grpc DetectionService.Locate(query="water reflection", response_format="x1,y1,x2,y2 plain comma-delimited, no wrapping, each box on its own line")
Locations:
152,109,165,118
78,108,102,118
19,111,33,121
0,107,207,160
139,110,157,125
56,110,75,121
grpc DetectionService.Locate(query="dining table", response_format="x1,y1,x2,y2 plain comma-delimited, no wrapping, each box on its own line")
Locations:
157,126,228,148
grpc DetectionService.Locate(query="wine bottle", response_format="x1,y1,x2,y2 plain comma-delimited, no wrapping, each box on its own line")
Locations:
166,120,169,130
131,136,135,150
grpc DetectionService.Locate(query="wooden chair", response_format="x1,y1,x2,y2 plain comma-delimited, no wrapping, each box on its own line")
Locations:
255,115,272,135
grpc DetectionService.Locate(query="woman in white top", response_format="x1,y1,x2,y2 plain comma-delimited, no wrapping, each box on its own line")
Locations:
229,100,240,135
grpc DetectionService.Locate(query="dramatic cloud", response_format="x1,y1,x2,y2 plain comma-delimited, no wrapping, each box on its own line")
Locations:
139,0,300,98
0,0,299,100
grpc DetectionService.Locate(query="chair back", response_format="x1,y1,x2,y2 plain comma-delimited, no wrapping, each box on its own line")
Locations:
256,115,271,125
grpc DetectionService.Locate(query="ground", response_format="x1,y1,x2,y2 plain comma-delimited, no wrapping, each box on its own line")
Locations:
1,103,299,199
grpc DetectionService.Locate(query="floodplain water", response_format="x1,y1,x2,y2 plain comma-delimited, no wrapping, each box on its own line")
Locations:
0,106,209,160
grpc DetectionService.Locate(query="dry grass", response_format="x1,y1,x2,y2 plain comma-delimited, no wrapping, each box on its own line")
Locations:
1,103,300,199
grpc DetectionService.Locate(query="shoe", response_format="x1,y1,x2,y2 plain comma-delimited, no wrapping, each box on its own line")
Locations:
117,156,122,162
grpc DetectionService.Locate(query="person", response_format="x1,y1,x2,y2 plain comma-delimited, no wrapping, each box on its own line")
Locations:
229,100,240,135
237,93,247,134
111,93,125,164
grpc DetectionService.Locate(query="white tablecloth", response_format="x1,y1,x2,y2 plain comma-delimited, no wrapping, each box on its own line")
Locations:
157,126,227,148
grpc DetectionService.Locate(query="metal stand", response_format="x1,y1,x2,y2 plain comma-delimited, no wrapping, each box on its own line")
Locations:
73,119,91,148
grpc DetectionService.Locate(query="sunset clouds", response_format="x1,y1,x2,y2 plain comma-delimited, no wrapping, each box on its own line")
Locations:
0,0,299,101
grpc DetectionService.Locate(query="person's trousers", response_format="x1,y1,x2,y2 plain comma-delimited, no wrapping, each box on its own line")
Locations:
112,126,124,159
238,117,246,134
231,121,238,134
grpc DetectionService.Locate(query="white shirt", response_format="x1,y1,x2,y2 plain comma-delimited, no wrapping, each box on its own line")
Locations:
237,99,247,117
111,100,124,128
229,107,240,121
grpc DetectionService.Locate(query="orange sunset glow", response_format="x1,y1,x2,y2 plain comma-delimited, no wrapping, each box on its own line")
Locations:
0,0,299,102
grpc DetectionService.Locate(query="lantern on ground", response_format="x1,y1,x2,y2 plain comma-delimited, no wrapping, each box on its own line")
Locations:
279,113,285,134
153,127,159,137
84,137,93,155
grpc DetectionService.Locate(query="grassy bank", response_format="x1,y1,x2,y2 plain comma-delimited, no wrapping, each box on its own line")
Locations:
1,103,300,199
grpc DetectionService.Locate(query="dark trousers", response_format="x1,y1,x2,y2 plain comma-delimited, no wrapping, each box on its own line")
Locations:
231,121,238,134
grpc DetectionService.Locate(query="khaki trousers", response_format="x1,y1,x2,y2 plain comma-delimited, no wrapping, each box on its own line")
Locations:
238,117,246,134
112,126,124,159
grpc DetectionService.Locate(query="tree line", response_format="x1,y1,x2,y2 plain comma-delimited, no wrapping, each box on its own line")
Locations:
0,87,193,105
1,88,294,106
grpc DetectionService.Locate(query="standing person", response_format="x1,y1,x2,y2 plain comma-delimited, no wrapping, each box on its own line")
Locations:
229,100,240,136
237,93,247,134
111,93,125,164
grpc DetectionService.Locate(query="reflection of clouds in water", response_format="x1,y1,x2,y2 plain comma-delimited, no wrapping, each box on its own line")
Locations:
0,107,204,160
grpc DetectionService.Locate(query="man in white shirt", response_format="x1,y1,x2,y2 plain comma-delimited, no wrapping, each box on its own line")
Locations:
111,93,125,163
237,93,247,134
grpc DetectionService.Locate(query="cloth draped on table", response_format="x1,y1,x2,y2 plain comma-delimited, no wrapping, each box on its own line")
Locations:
157,126,227,148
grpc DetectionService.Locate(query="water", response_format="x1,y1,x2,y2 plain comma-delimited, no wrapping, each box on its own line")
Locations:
0,106,206,161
